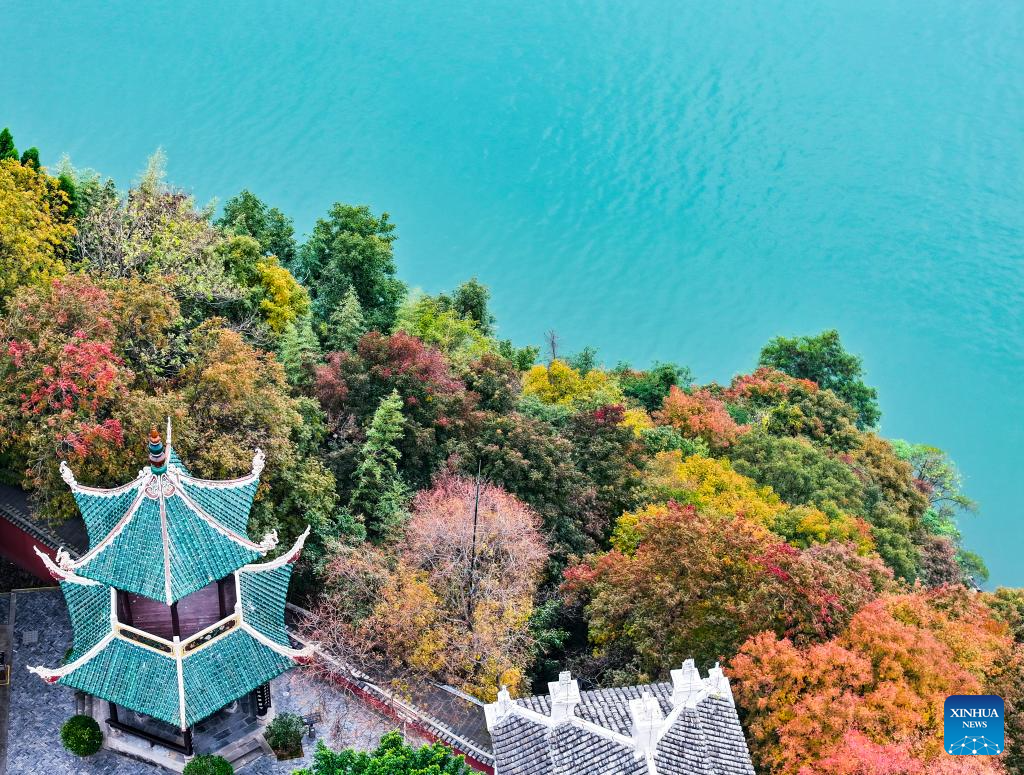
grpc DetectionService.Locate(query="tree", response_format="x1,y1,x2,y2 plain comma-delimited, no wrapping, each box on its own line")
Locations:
891,440,977,547
0,277,140,522
216,189,296,264
454,410,597,561
182,754,233,775
254,256,310,333
564,405,646,541
0,128,16,161
522,359,624,409
847,433,927,524
296,203,406,333
759,329,880,428
729,431,864,516
216,234,309,338
0,158,74,298
173,325,328,547
74,153,237,318
725,367,860,451
295,732,471,775
567,346,599,375
394,291,492,361
462,352,522,413
616,362,693,412
643,451,871,550
348,390,407,542
324,285,365,352
731,588,1014,775
564,502,882,682
654,386,748,451
315,331,475,490
60,715,103,756
277,318,321,390
19,147,40,168
311,474,547,699
450,277,495,336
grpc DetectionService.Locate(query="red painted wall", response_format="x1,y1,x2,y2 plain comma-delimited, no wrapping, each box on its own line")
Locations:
0,517,54,581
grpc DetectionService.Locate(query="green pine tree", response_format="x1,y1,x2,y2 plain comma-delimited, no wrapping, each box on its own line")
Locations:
324,285,365,352
277,318,322,390
349,390,407,543
0,128,17,161
19,147,40,168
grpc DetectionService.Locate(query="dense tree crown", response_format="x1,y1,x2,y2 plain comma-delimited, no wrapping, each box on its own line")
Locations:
759,329,881,428
0,132,1013,774
296,732,471,775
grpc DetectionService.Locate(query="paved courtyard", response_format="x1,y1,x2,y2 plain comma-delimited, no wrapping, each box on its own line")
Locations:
3,588,408,774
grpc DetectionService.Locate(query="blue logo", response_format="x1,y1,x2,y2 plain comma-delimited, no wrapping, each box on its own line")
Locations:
945,695,1004,756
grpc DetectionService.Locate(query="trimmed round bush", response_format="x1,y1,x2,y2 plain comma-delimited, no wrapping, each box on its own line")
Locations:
183,754,234,775
265,712,305,756
60,714,103,756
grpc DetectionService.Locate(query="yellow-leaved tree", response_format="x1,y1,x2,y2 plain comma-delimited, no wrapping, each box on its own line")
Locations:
522,358,624,409
0,159,74,298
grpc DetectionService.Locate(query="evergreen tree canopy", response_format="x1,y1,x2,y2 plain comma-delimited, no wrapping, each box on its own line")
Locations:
349,389,408,542
0,128,17,161
324,285,366,352
759,329,881,428
216,189,296,264
295,732,470,775
296,203,406,333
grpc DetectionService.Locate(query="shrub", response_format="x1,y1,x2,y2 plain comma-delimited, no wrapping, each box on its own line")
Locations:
265,712,304,757
60,714,102,756
183,755,234,775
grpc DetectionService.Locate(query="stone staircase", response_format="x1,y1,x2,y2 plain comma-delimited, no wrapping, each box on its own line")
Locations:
217,733,270,772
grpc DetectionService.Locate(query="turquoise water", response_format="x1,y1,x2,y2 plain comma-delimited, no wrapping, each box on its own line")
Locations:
4,1,1023,584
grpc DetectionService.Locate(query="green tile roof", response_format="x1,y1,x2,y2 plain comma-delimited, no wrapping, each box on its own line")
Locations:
178,478,258,537
67,482,145,547
35,530,311,729
61,440,270,604
165,492,260,601
181,629,295,726
239,561,294,648
76,494,168,600
58,628,297,727
61,637,182,725
62,581,112,663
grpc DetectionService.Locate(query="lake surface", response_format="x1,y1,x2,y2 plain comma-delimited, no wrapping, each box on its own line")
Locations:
5,0,1023,585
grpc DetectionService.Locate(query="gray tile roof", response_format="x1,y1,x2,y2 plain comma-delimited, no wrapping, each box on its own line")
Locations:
486,664,755,775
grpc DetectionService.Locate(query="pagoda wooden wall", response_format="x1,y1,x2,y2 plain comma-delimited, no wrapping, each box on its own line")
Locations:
120,577,235,639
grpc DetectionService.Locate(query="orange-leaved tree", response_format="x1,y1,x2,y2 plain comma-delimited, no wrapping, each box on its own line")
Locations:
730,587,1014,775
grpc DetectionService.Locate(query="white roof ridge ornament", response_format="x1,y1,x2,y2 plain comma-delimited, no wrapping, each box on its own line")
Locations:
33,546,98,585
59,460,76,487
258,529,279,552
59,461,148,498
239,526,310,573
252,448,265,476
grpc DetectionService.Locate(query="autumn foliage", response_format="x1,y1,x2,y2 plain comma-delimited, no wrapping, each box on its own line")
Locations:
309,473,547,699
731,588,1014,774
654,385,747,450
1,132,1015,774
563,501,891,680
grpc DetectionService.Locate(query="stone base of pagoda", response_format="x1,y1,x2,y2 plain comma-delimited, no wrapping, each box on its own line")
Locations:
80,684,276,773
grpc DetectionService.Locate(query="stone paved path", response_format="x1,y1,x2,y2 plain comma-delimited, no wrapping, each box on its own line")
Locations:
5,588,404,774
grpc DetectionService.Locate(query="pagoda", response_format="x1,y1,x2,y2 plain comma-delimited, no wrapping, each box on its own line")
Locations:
27,421,312,757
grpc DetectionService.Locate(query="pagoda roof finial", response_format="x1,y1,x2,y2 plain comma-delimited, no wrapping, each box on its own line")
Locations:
148,424,167,473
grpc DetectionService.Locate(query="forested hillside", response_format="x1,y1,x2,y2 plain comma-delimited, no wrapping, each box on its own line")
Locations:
1,129,1020,774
